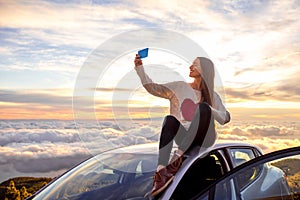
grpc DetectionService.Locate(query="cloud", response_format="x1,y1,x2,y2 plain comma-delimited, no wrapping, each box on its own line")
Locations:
206,1,300,103
0,88,169,120
0,89,71,107
0,144,89,173
0,1,143,48
274,70,300,101
1,118,299,181
217,120,300,153
225,64,300,103
95,87,133,92
0,129,80,146
0,119,160,181
247,125,294,137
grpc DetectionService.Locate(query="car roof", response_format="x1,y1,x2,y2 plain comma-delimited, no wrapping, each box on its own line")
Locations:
213,142,260,150
103,141,262,155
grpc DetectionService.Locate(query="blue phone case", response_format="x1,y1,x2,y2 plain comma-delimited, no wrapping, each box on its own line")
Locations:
138,48,149,59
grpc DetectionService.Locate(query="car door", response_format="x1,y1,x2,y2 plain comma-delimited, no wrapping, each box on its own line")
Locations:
192,146,300,200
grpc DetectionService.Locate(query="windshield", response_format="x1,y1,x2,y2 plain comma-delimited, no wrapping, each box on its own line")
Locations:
32,152,157,200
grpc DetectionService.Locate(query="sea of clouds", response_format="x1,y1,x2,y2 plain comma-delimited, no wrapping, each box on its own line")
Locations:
0,119,299,182
0,119,161,182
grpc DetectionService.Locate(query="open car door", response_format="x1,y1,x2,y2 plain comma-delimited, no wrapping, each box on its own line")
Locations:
193,146,300,200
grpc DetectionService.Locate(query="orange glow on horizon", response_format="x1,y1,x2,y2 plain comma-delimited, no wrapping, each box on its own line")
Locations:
1,106,300,121
0,108,73,120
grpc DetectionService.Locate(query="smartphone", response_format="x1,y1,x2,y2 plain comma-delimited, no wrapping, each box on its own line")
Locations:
138,48,149,59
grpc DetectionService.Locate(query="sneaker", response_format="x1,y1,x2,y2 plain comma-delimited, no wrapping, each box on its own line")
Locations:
151,167,174,196
167,150,183,175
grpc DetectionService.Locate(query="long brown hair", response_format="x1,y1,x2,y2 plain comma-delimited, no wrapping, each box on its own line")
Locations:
198,57,215,106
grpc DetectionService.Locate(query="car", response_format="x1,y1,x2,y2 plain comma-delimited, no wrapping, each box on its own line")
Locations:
27,142,296,200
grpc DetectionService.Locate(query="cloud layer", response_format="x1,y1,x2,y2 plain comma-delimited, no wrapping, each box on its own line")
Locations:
0,119,159,181
0,118,299,181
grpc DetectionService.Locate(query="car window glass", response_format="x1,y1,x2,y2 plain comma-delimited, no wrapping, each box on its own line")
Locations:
194,154,300,200
135,160,143,178
236,165,262,190
193,191,209,200
229,148,255,167
32,153,157,200
214,179,235,200
269,155,300,200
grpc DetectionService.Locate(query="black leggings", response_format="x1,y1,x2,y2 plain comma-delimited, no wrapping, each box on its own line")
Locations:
158,102,215,166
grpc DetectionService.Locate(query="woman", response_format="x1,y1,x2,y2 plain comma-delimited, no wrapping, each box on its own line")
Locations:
134,55,230,196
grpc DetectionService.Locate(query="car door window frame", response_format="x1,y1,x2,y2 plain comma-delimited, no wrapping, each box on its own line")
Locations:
226,147,257,169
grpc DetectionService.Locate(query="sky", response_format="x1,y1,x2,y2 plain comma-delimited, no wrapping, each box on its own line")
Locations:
0,0,300,120
0,0,300,181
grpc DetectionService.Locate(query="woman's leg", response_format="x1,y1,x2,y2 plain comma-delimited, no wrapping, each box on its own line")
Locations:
151,115,183,196
158,115,181,166
177,102,213,153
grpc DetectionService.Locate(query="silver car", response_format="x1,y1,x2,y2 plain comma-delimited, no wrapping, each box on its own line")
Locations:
28,142,298,200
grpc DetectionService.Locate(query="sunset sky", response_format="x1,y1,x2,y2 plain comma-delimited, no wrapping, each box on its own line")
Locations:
1,0,300,121
0,0,300,181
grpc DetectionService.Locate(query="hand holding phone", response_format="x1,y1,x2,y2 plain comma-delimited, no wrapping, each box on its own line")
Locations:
138,48,149,59
134,54,143,67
